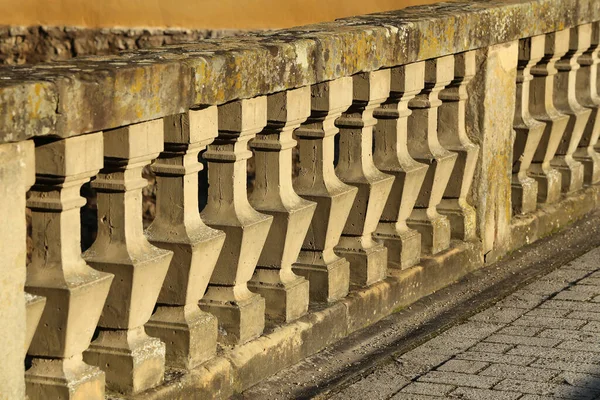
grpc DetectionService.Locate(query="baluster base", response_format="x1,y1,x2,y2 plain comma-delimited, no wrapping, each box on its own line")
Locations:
550,155,585,194
293,251,350,303
373,223,421,270
200,288,265,346
84,327,165,394
145,305,217,370
26,356,105,400
248,271,309,323
407,209,451,255
24,293,46,352
438,198,477,241
529,164,563,204
511,175,539,215
335,236,387,287
574,147,600,186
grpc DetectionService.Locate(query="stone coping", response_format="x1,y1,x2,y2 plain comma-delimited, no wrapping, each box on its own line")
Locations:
108,186,600,400
1,0,599,143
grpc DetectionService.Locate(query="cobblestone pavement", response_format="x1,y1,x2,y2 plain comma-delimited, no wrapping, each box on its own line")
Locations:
330,247,600,400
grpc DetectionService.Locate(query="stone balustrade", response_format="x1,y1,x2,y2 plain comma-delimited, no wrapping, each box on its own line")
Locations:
2,1,600,399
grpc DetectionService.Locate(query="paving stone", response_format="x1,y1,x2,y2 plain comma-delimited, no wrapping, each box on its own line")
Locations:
455,351,536,366
592,295,600,303
400,382,455,396
469,307,528,324
441,322,504,340
538,328,599,343
478,363,559,382
484,334,561,348
508,345,600,364
556,340,600,353
417,371,501,389
567,285,600,294
542,269,591,282
577,277,600,286
524,281,570,295
539,299,600,313
553,290,595,301
567,310,600,321
511,315,587,330
530,358,600,376
411,335,481,356
470,342,514,354
496,326,544,337
525,308,570,318
493,379,599,399
329,365,411,400
391,393,442,399
556,371,600,390
582,321,600,331
494,292,548,309
448,386,522,400
437,360,489,374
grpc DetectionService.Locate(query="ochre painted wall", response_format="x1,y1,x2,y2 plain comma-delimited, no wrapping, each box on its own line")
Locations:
0,0,440,29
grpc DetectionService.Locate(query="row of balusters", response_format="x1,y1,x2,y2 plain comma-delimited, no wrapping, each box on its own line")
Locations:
21,22,600,398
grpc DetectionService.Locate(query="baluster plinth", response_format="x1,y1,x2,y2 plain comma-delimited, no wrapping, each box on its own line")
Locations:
552,26,591,194
200,98,272,346
529,30,570,203
293,78,356,302
145,108,225,369
26,133,113,400
406,56,458,255
512,36,546,215
437,51,479,239
83,121,172,394
248,88,315,322
373,63,428,270
575,23,600,185
335,70,394,286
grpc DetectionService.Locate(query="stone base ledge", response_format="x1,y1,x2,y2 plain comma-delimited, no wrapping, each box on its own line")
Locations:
118,186,600,400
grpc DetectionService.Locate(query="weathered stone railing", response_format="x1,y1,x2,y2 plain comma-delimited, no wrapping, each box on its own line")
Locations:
2,0,600,398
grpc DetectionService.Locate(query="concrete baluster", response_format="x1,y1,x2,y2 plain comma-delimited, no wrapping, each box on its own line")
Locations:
437,51,480,238
83,121,172,394
551,26,591,193
293,78,356,302
512,36,546,215
529,30,570,203
575,23,600,185
26,134,114,400
373,63,428,270
406,56,458,255
199,98,273,346
248,88,315,322
335,71,394,286
145,109,226,369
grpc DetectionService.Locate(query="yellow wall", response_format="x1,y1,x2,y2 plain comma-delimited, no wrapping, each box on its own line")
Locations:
0,0,439,30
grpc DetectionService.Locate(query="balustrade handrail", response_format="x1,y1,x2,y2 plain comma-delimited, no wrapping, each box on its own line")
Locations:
0,0,598,143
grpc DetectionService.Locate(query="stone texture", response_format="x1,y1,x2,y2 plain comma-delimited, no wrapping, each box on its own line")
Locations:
83,121,172,394
247,87,315,322
406,55,457,255
3,0,600,144
144,108,226,369
292,78,355,302
26,134,113,400
512,35,546,215
0,140,35,400
437,50,479,241
373,62,428,270
199,98,273,346
468,41,518,259
528,30,570,204
335,70,394,286
551,26,591,194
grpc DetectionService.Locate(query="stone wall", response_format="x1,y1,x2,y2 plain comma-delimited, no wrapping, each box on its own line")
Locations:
0,26,242,65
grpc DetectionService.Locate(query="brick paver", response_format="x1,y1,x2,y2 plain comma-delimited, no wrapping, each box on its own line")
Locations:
331,247,600,399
